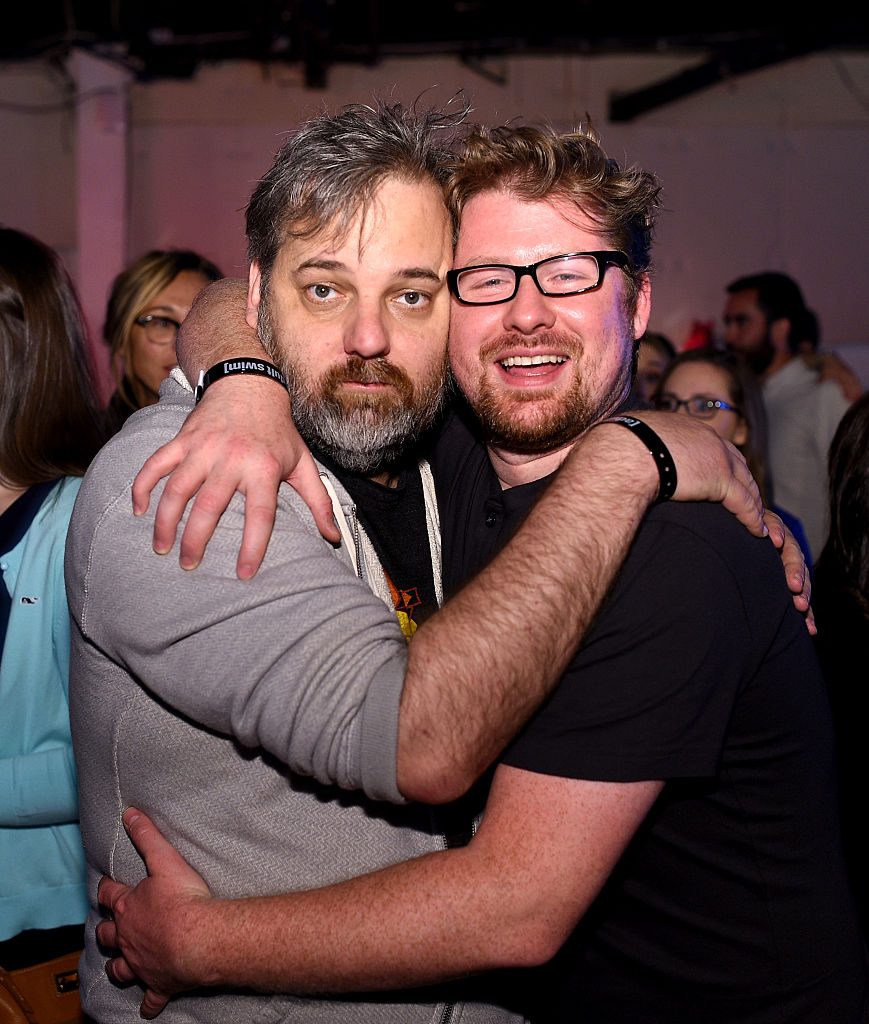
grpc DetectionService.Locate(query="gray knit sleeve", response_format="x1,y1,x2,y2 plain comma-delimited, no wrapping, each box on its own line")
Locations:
65,402,408,804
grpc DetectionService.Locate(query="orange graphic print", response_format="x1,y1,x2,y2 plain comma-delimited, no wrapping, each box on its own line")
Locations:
386,573,422,640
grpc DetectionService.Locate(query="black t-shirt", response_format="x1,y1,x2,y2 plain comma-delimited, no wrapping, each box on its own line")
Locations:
430,408,868,1023
320,454,438,638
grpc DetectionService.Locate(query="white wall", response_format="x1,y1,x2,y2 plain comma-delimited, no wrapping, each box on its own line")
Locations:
2,50,869,388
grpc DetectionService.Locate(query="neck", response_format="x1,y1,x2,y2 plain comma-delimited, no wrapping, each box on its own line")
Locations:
486,439,576,489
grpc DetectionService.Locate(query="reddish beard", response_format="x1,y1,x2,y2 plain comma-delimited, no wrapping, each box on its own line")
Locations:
470,330,630,454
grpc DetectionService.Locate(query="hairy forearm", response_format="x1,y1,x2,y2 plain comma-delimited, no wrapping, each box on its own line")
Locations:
176,278,266,382
177,845,518,995
398,424,658,803
132,769,656,997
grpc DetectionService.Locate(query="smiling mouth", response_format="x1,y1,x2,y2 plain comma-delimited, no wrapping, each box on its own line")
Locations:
499,354,567,368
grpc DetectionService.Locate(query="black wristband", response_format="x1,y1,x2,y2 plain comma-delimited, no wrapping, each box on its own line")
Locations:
194,359,289,404
602,415,677,503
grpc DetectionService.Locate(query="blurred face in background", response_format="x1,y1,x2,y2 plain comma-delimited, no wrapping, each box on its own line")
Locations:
656,359,748,447
130,270,211,396
722,288,776,375
635,339,672,407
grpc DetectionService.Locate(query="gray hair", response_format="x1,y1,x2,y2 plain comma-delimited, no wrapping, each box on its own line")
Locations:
245,97,467,294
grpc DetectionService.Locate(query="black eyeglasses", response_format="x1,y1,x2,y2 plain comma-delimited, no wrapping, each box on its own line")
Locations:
447,250,631,306
653,394,742,420
135,314,182,347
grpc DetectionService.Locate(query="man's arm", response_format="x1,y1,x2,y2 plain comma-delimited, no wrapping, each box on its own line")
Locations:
121,296,809,800
99,768,662,1011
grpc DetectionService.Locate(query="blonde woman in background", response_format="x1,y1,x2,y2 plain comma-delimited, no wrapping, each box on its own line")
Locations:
103,249,222,433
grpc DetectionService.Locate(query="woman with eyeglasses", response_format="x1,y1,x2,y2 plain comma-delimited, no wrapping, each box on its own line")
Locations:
103,249,222,433
652,345,813,568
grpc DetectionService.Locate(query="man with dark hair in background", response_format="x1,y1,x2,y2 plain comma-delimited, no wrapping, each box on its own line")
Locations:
723,270,854,560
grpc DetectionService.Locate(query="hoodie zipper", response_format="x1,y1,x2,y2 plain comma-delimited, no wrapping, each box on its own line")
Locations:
347,505,365,583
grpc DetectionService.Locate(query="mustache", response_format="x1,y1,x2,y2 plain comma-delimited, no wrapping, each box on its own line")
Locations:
478,331,584,361
323,356,413,392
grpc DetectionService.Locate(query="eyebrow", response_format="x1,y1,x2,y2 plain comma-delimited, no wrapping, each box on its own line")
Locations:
294,258,442,282
140,304,180,315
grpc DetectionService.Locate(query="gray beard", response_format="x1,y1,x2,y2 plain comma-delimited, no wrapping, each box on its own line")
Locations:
258,302,447,474
290,384,446,475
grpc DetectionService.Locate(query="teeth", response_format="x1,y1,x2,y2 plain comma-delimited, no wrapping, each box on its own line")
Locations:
500,354,566,367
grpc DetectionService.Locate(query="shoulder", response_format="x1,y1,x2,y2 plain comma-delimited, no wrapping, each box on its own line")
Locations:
75,386,192,521
639,500,757,554
621,501,790,617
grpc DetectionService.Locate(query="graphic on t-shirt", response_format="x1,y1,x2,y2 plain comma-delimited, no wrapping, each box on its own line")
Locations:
386,575,422,639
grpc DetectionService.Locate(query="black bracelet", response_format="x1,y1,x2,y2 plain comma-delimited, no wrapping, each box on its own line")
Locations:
602,415,678,503
194,359,289,404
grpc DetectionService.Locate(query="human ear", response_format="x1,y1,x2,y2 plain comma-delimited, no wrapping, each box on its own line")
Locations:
632,274,652,339
246,263,262,332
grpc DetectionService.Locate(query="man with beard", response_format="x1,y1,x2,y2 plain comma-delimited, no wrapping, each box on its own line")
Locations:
95,124,864,1023
65,104,765,1024
723,271,853,560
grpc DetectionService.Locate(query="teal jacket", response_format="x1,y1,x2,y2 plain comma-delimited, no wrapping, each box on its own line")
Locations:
0,476,88,939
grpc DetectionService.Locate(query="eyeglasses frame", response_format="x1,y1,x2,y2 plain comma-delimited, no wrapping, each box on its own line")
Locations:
654,395,743,419
446,250,631,306
134,314,182,346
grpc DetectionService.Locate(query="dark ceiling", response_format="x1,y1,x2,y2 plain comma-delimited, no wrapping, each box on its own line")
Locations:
5,3,869,120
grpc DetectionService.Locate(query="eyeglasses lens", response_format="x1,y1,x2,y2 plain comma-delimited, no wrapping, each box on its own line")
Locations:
457,254,601,303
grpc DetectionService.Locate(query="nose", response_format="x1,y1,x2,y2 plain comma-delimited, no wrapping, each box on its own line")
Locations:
343,302,390,359
500,275,557,335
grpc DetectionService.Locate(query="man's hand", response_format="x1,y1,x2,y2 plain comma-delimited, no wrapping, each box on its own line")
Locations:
131,376,339,579
96,808,213,1019
809,351,863,403
761,508,815,633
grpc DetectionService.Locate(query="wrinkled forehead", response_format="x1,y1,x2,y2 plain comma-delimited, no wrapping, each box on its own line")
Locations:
282,176,453,266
